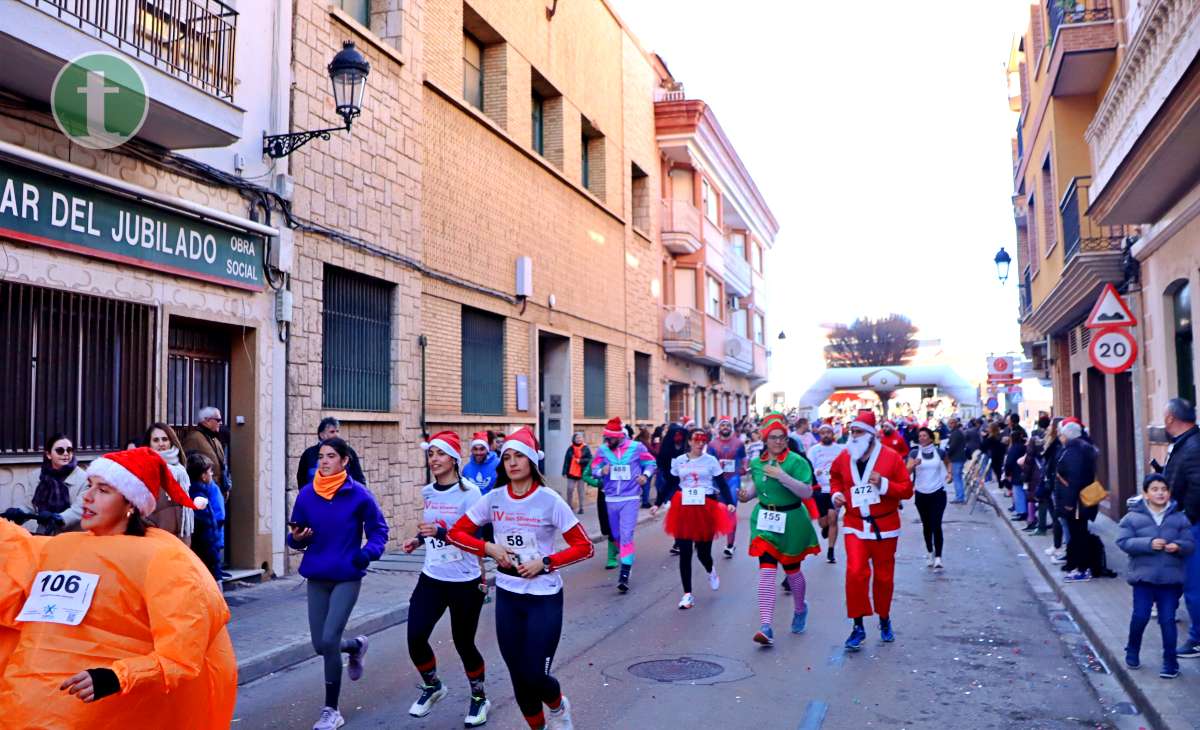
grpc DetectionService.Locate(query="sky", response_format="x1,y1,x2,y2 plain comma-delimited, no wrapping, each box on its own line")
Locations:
609,0,1042,406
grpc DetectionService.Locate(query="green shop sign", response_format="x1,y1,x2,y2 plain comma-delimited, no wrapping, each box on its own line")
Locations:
0,158,264,290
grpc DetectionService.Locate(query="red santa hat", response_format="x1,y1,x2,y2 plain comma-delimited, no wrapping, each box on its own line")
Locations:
717,415,733,427
469,431,489,449
86,447,197,518
422,430,463,463
850,409,877,436
501,426,545,464
603,417,625,439
1060,417,1084,440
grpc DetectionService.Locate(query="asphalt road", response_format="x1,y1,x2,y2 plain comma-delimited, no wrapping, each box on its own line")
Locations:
234,502,1140,729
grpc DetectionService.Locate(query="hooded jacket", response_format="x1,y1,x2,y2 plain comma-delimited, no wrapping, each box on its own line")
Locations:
591,437,656,501
1116,499,1195,585
462,450,501,495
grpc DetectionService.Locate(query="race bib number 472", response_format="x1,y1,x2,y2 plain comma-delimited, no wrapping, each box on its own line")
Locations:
18,571,100,626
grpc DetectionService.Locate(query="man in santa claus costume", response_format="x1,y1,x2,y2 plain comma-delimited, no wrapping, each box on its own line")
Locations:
830,409,914,651
879,420,910,459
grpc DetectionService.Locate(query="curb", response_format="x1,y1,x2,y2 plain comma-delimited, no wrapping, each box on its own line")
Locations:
235,509,652,684
983,485,1180,730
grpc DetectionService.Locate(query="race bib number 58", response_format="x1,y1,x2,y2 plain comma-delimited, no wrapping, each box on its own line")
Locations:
18,571,99,626
501,531,541,566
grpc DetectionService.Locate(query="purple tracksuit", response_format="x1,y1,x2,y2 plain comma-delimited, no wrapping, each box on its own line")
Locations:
591,438,656,566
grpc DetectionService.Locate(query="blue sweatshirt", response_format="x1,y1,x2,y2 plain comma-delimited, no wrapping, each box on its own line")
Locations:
462,451,500,494
286,477,389,582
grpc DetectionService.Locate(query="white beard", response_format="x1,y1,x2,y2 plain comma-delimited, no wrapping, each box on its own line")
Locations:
847,435,873,461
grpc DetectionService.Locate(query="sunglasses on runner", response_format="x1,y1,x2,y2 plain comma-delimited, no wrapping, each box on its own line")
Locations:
52,446,74,455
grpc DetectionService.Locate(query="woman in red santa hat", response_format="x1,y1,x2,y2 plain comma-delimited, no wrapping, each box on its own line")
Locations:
402,431,490,726
448,427,594,730
0,446,236,729
829,409,914,651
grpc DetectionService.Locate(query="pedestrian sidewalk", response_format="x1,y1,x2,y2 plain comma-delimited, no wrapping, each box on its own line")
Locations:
229,498,647,684
984,482,1200,730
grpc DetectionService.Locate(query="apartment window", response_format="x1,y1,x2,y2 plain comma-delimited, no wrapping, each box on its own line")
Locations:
1171,281,1195,404
705,275,722,319
0,281,154,454
584,339,607,418
753,312,765,345
463,33,484,110
730,232,746,261
701,178,718,223
581,116,606,200
336,0,370,25
462,307,505,414
752,242,763,273
531,91,544,155
1041,154,1056,253
581,133,590,189
324,267,393,411
631,163,650,232
732,307,749,338
634,352,651,420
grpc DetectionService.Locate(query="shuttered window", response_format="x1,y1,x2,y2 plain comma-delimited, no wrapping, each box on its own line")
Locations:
634,352,650,420
0,281,154,454
322,266,392,411
462,307,504,414
584,339,606,418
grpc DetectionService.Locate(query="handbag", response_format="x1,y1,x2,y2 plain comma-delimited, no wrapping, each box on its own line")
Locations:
1078,479,1108,508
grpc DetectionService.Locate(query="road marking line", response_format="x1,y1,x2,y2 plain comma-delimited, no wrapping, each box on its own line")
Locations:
798,700,828,730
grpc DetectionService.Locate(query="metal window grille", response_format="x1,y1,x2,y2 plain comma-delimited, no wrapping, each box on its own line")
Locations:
23,0,239,100
0,280,154,455
166,319,229,430
584,339,606,418
461,307,504,415
634,352,650,420
322,266,392,412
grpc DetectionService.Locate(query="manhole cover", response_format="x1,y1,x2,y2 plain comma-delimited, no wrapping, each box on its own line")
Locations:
627,657,724,683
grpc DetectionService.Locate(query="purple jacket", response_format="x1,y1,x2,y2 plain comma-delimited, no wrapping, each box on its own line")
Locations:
590,438,657,501
286,477,389,582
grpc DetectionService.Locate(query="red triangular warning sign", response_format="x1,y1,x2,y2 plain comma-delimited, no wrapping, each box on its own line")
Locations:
1085,283,1137,329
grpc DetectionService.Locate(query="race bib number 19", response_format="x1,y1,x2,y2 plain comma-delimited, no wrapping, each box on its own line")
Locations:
756,509,786,534
18,571,99,626
682,486,706,506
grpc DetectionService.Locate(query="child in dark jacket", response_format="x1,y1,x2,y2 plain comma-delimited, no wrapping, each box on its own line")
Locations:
186,452,224,581
1116,474,1196,678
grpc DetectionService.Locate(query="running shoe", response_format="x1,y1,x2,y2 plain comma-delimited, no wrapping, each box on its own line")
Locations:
723,545,734,559
781,577,790,593
1043,546,1057,555
753,625,774,646
669,544,680,556
678,592,695,610
409,682,448,717
465,695,491,727
880,618,895,643
926,552,934,567
826,546,836,564
1161,666,1180,679
1063,569,1092,583
546,696,574,730
844,624,866,651
618,565,631,594
1124,650,1140,670
1022,522,1039,532
791,603,808,634
347,635,368,681
933,557,944,571
1176,641,1200,658
1051,551,1067,564
708,569,720,591
312,706,345,730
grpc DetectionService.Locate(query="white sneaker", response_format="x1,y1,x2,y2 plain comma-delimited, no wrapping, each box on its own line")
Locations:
547,696,574,730
678,592,695,609
926,552,934,567
408,682,448,717
933,557,943,570
723,545,734,558
312,706,345,730
708,569,720,591
1043,546,1057,555
465,695,491,727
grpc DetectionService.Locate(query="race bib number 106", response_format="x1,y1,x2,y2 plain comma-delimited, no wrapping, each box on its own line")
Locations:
18,571,100,626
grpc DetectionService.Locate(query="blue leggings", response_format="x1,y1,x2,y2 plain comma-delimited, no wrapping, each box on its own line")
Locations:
496,588,564,723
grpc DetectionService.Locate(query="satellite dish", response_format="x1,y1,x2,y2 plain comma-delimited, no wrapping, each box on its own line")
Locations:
664,310,687,333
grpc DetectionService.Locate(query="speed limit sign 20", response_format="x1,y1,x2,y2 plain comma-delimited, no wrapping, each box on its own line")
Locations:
1089,327,1138,374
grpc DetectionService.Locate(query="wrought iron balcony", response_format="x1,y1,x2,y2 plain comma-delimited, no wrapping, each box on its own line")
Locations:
1060,176,1126,264
22,0,238,100
1047,0,1113,40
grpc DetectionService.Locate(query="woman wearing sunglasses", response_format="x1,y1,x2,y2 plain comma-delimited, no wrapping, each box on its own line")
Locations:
28,434,88,536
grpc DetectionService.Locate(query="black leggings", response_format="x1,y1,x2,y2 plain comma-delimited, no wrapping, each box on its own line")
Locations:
677,540,714,593
914,489,946,557
406,573,485,676
596,490,610,538
496,588,564,722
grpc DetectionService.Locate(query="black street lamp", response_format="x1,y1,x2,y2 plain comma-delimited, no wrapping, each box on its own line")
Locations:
994,246,1012,285
264,41,371,159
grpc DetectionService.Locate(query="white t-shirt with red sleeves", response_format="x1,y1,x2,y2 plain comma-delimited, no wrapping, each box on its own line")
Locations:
465,484,580,596
420,481,483,582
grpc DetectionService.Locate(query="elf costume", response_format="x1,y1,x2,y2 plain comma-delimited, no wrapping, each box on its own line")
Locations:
745,413,820,644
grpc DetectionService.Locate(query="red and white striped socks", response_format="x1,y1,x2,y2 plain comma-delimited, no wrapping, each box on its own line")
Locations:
785,569,806,610
757,566,778,626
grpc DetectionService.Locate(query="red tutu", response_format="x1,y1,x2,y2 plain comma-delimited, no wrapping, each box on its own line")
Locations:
663,491,736,542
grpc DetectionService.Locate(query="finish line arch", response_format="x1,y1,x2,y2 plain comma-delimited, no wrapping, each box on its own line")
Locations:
795,365,980,415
